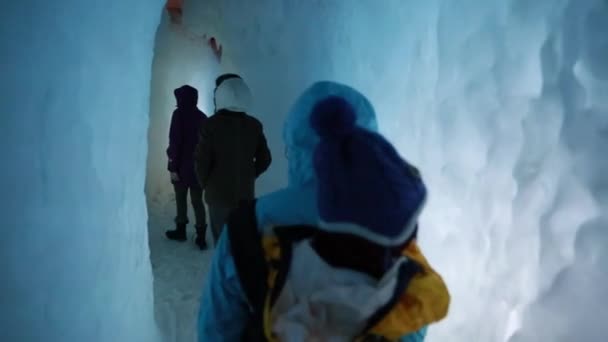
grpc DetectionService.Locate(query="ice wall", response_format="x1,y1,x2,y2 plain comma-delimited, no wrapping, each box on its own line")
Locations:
0,1,163,341
186,0,607,340
392,1,608,340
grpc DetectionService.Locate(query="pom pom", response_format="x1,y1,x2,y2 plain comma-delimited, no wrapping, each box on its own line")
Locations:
310,96,357,139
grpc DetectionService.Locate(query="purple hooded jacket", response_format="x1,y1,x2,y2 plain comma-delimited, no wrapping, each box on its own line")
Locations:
167,85,208,187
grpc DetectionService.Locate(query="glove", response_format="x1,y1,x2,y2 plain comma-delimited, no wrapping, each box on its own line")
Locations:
170,172,180,182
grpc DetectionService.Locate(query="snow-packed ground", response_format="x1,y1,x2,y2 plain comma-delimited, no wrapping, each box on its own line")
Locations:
148,197,213,342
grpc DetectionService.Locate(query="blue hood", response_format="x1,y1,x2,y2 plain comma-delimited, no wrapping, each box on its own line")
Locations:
256,81,380,232
283,81,379,186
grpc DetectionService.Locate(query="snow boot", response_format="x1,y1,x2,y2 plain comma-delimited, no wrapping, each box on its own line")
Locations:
195,225,208,250
166,223,187,241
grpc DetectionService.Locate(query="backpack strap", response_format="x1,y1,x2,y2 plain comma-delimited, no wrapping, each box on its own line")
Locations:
268,226,318,306
361,260,422,334
225,200,268,341
226,201,319,341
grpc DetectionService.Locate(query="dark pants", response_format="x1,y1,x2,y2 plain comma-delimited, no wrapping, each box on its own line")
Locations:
209,206,232,243
174,184,206,228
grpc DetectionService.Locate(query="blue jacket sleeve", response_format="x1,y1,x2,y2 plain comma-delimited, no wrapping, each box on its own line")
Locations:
198,229,250,342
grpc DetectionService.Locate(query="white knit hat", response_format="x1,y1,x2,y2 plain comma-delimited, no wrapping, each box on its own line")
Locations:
214,76,252,113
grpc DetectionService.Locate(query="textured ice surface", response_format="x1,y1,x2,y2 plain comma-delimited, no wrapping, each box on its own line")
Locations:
170,0,607,340
0,1,163,341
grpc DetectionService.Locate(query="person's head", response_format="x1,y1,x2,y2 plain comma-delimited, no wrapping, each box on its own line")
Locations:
174,85,198,108
213,73,252,113
310,95,427,248
283,81,378,186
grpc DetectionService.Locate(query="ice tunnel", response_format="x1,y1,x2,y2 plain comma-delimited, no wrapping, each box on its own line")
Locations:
2,0,608,341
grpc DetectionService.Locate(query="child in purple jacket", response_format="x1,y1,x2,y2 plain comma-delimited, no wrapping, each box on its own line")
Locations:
165,85,209,250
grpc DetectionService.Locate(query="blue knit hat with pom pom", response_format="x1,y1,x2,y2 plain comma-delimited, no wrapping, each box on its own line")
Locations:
311,96,427,246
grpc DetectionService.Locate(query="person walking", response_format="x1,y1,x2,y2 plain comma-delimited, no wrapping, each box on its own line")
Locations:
195,74,272,244
165,85,209,249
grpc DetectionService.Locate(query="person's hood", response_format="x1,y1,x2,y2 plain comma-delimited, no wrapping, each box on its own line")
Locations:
174,85,198,108
214,77,252,113
270,240,408,341
283,81,378,187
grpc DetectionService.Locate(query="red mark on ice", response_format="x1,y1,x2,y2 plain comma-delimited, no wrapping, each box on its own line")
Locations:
166,0,183,25
165,0,223,62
